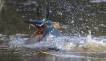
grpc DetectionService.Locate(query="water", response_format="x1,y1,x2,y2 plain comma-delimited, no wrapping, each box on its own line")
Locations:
0,0,106,61
1,33,106,61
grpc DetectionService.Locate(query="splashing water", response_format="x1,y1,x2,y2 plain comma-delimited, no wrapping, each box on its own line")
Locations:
90,0,106,3
8,32,106,52
71,30,106,52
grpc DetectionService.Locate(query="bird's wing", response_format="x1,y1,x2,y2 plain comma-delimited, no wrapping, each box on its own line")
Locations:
47,27,60,37
40,27,60,41
24,24,46,45
30,24,46,38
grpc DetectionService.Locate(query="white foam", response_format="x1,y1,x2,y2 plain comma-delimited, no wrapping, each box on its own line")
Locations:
9,34,106,52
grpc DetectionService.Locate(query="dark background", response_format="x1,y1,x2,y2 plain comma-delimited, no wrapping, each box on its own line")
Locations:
0,0,106,36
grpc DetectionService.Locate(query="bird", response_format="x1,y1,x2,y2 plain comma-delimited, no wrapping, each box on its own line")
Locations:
24,19,66,44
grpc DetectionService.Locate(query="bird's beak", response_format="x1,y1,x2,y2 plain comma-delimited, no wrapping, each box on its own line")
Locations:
24,20,33,24
24,20,35,27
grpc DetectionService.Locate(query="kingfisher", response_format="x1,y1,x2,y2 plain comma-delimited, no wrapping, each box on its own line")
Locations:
24,19,66,44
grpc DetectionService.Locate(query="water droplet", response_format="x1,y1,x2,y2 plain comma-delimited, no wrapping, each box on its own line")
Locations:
29,25,31,29
99,24,106,27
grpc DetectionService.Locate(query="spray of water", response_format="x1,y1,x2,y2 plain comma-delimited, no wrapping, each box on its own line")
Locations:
9,31,106,52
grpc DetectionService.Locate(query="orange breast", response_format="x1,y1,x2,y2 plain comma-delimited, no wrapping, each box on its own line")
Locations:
53,23,63,30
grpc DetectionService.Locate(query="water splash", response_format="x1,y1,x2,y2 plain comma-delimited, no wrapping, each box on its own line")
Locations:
73,30,106,52
8,33,106,52
29,25,31,29
90,0,106,3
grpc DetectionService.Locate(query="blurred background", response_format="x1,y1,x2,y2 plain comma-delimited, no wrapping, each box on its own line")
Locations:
0,0,106,36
